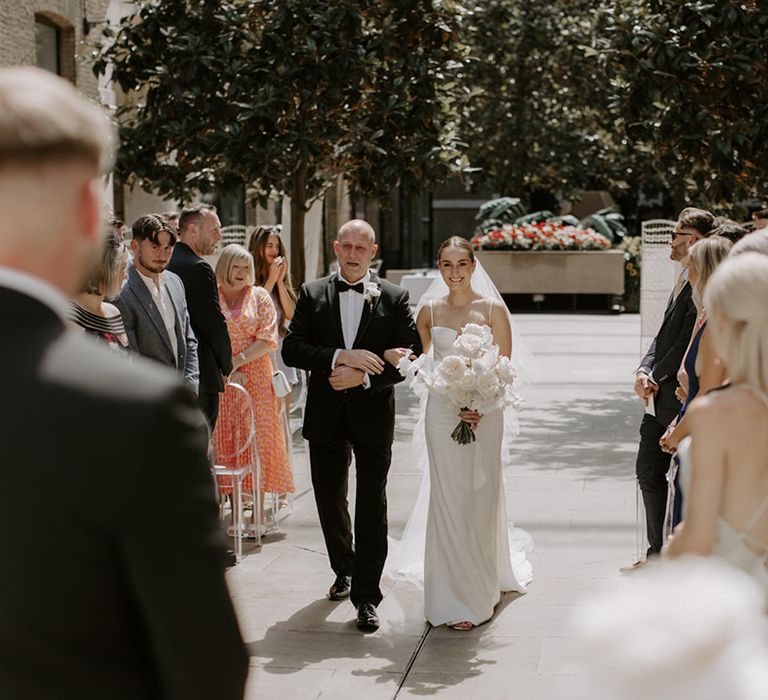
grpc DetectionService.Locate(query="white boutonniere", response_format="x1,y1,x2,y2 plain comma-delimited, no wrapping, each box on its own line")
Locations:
363,281,381,309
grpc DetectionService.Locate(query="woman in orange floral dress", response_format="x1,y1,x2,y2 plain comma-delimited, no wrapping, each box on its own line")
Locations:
214,244,294,514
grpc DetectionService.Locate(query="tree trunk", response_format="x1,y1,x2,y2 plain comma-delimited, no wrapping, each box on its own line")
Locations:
290,169,307,284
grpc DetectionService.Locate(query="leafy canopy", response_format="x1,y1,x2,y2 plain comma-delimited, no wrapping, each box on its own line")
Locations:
95,0,471,279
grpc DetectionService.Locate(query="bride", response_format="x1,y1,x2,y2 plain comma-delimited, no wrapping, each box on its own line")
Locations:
386,236,533,630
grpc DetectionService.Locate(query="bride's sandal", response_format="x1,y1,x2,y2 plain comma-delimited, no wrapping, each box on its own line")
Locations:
449,621,474,631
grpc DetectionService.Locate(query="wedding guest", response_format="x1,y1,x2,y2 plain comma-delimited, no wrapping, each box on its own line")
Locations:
665,235,733,418
110,216,129,242
69,229,130,352
163,209,180,235
624,207,711,571
709,217,748,244
664,253,768,601
659,236,732,529
732,228,768,256
115,214,199,392
215,244,294,527
0,66,247,699
168,203,232,428
247,224,299,398
752,207,768,231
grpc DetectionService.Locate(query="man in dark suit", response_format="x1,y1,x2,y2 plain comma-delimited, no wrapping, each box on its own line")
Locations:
116,214,199,392
0,67,248,699
626,207,714,570
167,204,232,428
282,220,421,631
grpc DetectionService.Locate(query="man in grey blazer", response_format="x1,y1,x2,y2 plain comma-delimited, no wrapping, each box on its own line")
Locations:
116,214,200,392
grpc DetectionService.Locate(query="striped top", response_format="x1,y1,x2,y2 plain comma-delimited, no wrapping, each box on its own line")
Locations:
69,302,129,352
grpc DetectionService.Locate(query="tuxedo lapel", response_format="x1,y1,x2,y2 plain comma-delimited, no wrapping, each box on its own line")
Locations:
325,275,345,347
353,273,380,348
128,266,174,355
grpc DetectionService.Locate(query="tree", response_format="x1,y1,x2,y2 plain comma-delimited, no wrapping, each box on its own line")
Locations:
458,0,633,203
602,0,768,210
95,0,471,281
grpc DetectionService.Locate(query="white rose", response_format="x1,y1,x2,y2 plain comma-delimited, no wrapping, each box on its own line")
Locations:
437,355,466,381
454,333,483,359
476,372,501,400
496,356,517,385
461,323,492,342
455,372,477,391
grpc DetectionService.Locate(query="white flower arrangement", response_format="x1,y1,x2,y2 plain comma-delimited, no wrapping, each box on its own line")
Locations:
398,322,523,445
363,281,381,309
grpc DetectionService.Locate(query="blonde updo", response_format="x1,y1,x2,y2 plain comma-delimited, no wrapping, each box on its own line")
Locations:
704,252,768,395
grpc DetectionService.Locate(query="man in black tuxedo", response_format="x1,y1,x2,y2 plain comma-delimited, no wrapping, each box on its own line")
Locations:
0,67,247,698
282,220,421,631
626,207,714,570
167,204,232,428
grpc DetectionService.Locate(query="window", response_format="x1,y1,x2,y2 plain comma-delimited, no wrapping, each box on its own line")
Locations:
35,17,60,75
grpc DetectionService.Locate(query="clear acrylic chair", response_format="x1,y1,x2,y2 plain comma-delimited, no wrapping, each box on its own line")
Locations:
212,381,261,563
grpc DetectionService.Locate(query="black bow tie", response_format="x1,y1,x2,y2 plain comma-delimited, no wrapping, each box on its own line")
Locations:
336,279,364,294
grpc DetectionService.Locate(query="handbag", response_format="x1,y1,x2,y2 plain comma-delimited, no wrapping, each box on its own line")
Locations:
272,369,292,398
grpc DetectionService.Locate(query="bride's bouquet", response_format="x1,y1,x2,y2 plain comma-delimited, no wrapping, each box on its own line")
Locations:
398,323,522,445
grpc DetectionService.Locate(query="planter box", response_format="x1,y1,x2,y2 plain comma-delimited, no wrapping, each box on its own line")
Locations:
475,250,625,295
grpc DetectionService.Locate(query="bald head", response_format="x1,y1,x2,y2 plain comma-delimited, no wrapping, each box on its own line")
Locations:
337,219,376,245
334,219,378,283
0,67,114,294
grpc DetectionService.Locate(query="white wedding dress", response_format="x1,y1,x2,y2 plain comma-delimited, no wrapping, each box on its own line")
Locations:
423,324,532,626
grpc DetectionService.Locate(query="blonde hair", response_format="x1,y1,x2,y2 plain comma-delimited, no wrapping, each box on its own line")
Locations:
215,244,255,287
731,229,768,257
81,230,128,299
0,66,113,172
688,236,732,309
704,253,768,395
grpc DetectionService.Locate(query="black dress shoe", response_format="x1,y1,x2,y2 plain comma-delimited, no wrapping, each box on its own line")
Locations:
356,602,380,631
328,575,351,601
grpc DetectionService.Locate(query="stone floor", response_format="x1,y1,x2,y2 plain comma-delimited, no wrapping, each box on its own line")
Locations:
227,313,643,699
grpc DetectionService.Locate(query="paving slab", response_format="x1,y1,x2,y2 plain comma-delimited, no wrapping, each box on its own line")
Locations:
232,313,643,699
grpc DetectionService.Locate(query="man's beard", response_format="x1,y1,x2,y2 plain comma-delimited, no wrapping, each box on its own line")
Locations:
138,257,166,274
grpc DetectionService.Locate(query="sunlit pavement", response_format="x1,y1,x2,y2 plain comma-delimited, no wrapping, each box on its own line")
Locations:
228,313,642,699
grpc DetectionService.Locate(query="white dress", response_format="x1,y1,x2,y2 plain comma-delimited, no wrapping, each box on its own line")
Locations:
423,325,532,626
678,426,768,604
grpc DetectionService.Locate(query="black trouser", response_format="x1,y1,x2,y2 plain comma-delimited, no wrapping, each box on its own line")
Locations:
198,391,220,431
635,413,673,556
309,429,391,608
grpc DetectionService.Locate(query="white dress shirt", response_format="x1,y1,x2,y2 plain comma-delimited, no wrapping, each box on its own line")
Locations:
138,269,178,365
331,271,371,389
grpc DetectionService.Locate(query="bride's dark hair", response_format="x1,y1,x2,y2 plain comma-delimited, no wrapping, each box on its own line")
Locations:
437,236,475,262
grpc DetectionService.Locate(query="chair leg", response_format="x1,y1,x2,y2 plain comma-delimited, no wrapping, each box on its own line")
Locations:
233,479,243,564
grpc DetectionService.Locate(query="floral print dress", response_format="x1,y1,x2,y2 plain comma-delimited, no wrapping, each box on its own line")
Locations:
218,285,294,494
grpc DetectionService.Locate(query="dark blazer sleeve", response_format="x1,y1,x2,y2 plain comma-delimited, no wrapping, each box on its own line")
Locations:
281,283,337,372
119,387,247,699
638,338,656,375
651,293,697,384
114,291,139,352
182,305,200,392
188,263,233,377
369,287,421,393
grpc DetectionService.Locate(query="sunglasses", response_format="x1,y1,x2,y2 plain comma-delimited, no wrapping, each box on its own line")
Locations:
671,231,694,240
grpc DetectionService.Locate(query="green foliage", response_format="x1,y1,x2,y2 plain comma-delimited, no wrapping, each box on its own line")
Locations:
579,208,628,243
475,196,525,223
459,0,635,200
602,0,768,208
95,0,471,279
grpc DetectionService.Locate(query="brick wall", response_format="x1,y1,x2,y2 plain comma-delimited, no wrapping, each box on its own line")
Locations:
0,0,111,100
